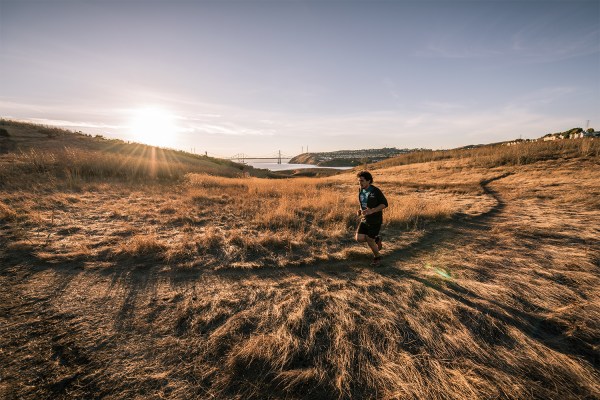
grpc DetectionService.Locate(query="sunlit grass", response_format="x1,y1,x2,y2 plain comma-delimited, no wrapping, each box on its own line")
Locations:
376,137,600,169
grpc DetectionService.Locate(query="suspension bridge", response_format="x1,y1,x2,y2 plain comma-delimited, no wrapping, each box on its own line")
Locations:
228,151,294,165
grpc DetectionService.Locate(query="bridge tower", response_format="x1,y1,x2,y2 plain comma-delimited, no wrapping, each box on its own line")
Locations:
233,153,245,164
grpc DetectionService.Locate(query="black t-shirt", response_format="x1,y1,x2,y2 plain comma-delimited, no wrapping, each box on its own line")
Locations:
358,185,388,224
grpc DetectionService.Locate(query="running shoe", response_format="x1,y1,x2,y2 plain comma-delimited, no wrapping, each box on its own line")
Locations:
375,236,383,251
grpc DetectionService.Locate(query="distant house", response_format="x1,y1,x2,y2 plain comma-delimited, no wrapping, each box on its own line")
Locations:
538,128,599,141
503,139,526,146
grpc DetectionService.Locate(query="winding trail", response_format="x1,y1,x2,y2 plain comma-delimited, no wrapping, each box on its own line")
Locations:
208,172,515,279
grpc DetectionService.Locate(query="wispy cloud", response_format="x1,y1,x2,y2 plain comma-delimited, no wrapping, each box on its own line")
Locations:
26,118,124,130
419,101,467,112
188,122,276,136
417,14,599,64
507,86,578,108
176,114,223,121
416,42,502,59
417,34,599,63
511,28,600,63
0,100,120,119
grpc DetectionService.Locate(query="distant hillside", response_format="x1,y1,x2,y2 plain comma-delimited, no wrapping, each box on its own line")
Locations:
289,147,429,167
0,119,274,185
372,133,599,170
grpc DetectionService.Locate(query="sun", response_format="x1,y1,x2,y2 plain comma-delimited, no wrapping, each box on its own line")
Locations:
128,107,179,148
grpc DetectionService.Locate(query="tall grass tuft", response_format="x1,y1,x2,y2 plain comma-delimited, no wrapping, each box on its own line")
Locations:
0,201,18,221
386,194,454,229
114,234,168,259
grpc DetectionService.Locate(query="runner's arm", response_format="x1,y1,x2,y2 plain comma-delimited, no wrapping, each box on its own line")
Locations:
363,203,387,216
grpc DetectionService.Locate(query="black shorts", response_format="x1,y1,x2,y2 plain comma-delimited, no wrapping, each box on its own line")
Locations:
357,220,381,239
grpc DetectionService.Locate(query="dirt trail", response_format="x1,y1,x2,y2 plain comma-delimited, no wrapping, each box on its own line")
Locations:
206,172,512,277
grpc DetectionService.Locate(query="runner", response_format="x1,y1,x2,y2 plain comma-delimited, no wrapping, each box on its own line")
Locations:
355,171,388,266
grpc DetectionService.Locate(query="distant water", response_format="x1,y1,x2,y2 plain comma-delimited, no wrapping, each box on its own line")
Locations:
244,159,352,172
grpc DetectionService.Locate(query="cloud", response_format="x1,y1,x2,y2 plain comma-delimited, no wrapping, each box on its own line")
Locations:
9,117,123,130
416,15,599,64
176,114,223,121
419,101,468,112
417,35,599,63
0,100,121,119
416,43,502,59
190,122,275,136
507,86,578,108
511,28,600,64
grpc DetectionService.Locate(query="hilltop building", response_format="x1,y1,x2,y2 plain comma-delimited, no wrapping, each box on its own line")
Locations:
541,128,599,141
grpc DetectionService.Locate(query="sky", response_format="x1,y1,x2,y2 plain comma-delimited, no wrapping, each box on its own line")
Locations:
1,0,599,158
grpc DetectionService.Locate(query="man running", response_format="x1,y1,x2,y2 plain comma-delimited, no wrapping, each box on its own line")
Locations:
355,171,388,266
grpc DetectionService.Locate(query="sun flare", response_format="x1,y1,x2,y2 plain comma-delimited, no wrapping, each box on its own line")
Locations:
128,107,179,148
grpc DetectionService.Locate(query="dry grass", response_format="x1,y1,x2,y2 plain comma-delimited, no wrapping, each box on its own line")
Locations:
0,201,18,221
0,171,465,271
0,146,247,188
376,137,600,169
1,129,599,399
0,120,270,189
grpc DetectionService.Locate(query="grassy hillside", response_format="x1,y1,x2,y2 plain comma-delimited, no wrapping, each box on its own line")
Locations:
373,137,600,169
0,120,272,187
1,124,599,399
289,148,412,167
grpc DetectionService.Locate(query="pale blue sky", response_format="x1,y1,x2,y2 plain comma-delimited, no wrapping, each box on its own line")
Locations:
1,0,598,157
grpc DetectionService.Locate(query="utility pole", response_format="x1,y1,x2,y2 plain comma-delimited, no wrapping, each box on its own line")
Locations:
278,150,282,164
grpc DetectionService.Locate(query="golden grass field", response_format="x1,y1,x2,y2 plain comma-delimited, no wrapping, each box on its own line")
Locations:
1,120,599,399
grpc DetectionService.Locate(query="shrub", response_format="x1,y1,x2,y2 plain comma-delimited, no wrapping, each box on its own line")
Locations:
0,128,9,137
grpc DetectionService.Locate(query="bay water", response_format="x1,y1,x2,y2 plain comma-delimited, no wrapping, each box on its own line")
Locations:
244,158,352,172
